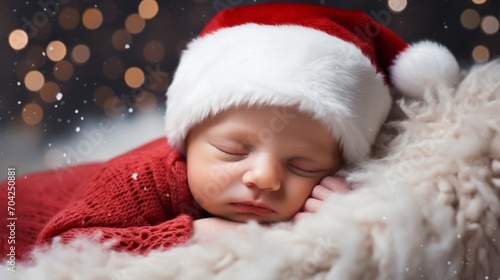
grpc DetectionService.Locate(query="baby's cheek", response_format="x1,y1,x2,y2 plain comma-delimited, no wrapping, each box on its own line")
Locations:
290,182,316,208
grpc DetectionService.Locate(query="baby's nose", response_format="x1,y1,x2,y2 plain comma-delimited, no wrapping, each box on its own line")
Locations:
242,154,282,191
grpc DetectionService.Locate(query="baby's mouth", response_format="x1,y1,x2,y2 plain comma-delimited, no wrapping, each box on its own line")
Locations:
230,202,276,215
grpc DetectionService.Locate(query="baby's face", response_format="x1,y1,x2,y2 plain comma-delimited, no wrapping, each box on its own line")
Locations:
185,106,341,223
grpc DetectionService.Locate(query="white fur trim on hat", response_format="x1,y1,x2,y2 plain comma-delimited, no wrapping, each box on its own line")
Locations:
165,24,392,164
390,41,460,98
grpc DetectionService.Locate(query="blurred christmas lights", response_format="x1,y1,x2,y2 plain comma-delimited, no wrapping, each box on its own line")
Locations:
82,8,103,30
24,70,45,92
2,0,498,133
46,40,67,62
387,0,407,13
8,29,29,50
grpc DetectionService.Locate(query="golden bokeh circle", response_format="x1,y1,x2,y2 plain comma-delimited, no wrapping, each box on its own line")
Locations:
139,0,159,20
124,67,146,88
82,8,104,30
472,0,487,5
24,70,45,92
472,45,490,63
387,0,408,13
125,13,146,34
46,40,67,62
9,29,29,50
22,103,44,125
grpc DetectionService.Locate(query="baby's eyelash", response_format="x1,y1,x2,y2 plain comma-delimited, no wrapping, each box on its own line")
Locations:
213,145,248,156
287,164,322,175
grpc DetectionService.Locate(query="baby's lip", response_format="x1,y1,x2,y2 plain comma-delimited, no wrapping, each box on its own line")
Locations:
230,201,276,215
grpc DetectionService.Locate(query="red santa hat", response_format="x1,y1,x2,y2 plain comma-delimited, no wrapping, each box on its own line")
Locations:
165,3,460,165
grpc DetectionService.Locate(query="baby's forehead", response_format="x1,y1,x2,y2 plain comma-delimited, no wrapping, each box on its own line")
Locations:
203,105,316,128
204,105,335,142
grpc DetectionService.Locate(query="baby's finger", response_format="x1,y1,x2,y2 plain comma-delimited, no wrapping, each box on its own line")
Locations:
302,197,322,213
311,184,335,200
319,176,352,193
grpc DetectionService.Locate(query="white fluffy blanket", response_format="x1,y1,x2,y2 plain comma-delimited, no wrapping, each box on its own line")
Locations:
4,61,500,280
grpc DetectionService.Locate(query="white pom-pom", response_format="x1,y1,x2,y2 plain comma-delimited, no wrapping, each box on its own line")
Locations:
390,41,460,98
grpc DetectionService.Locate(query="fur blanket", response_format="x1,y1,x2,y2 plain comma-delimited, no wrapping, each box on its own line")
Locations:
3,60,500,279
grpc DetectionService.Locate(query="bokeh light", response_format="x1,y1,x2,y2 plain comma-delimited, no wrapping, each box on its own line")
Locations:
4,0,499,141
112,29,132,50
26,45,48,68
472,45,490,63
460,9,481,29
71,44,91,64
53,60,74,81
94,85,116,107
387,0,407,13
58,7,80,30
124,67,145,88
82,8,103,30
139,0,159,20
125,13,146,34
481,15,499,35
46,40,67,62
8,29,29,50
143,41,164,63
24,70,45,92
102,56,125,79
136,91,157,112
22,103,44,125
39,81,60,103
472,0,487,4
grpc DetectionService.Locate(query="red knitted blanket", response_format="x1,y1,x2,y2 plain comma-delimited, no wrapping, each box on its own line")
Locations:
0,138,207,260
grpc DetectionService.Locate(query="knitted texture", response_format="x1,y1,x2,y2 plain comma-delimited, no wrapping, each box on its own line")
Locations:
0,163,101,260
0,138,206,260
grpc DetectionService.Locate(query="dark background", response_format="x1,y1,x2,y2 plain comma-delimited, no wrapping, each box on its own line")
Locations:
1,0,499,178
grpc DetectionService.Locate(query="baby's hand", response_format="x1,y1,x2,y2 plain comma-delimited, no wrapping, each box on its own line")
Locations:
293,176,351,222
193,217,242,235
